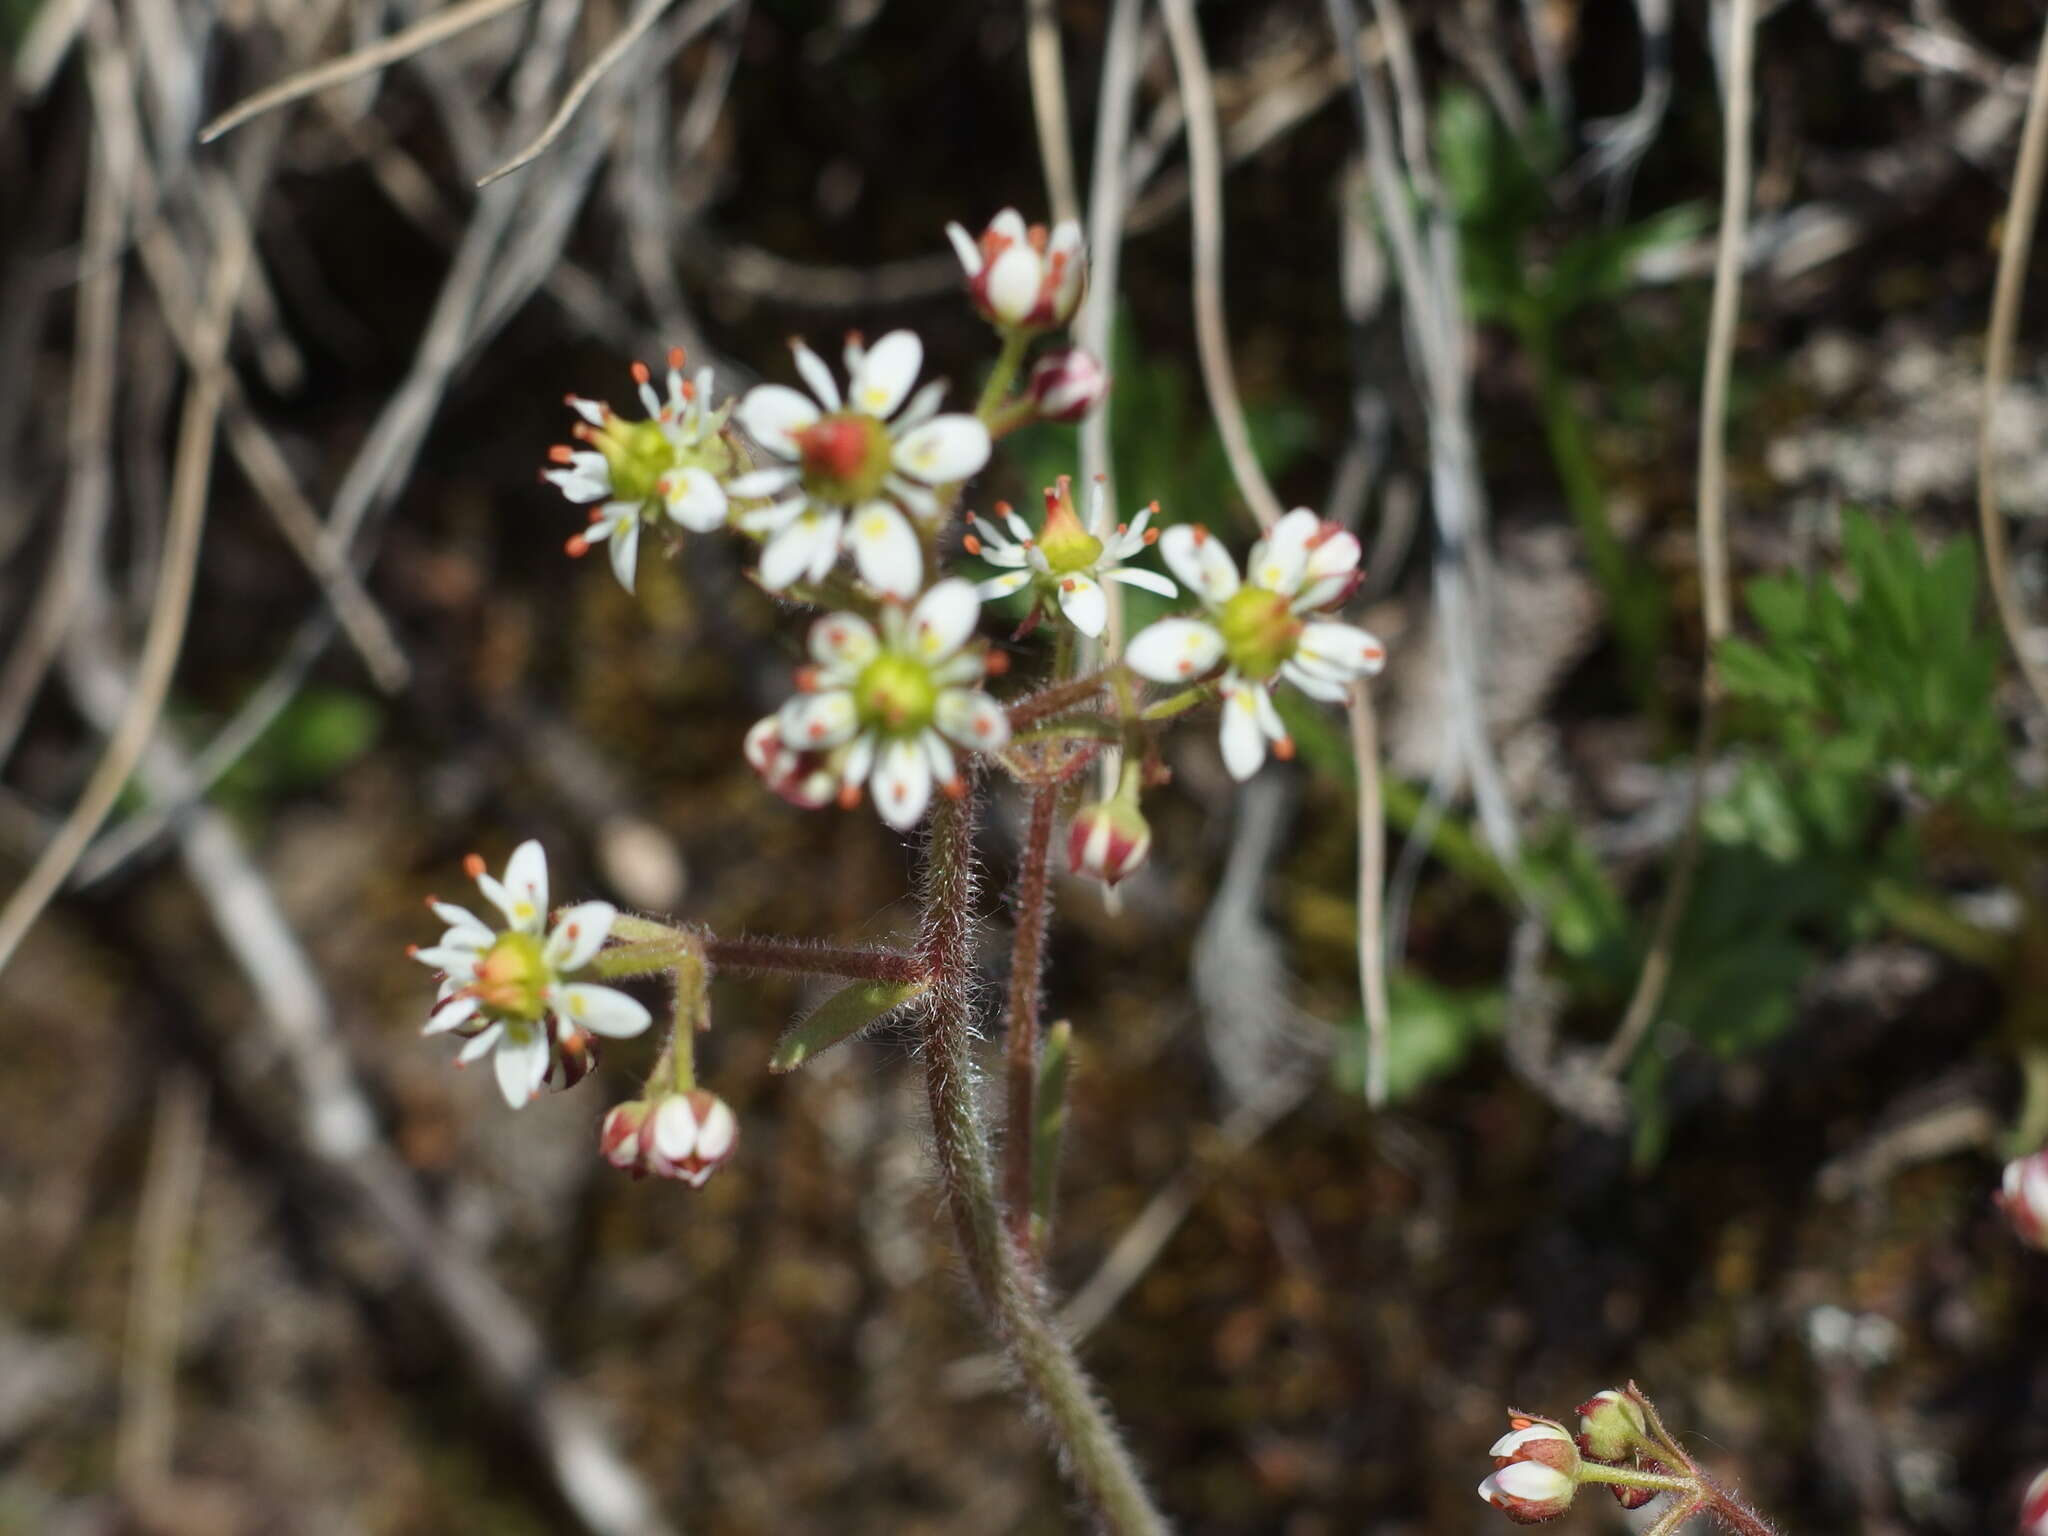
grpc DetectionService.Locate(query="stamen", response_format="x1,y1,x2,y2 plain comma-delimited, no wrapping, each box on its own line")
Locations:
1274,737,1296,762
943,776,967,799
463,854,486,878
984,651,1011,676
548,445,574,463
565,535,590,558
1143,528,1160,545
630,361,651,384
668,346,685,369
963,534,983,555
837,783,862,810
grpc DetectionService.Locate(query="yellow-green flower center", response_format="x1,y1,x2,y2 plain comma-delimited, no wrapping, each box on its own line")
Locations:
797,413,893,505
601,419,677,505
1037,487,1103,574
855,653,937,735
475,931,550,1022
1217,588,1301,680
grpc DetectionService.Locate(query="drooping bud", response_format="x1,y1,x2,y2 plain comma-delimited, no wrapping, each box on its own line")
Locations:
944,210,1087,332
2023,1467,2048,1534
1028,347,1109,422
1576,1388,1649,1464
600,1090,739,1187
1066,763,1152,888
600,1100,654,1170
1609,1481,1658,1511
1477,1461,1575,1525
1997,1149,2048,1250
1490,1418,1580,1479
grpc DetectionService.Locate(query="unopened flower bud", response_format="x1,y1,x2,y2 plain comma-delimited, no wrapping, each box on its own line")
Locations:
745,715,838,809
1477,1461,1575,1524
549,1023,600,1090
1028,348,1108,423
647,1090,739,1188
1998,1150,2048,1250
945,210,1087,332
1067,763,1151,887
1491,1418,1580,1478
600,1100,654,1170
1576,1388,1649,1464
2023,1467,2048,1534
1610,1481,1658,1511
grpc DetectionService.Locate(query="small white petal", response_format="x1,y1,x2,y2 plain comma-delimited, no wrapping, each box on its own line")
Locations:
664,467,728,532
990,208,1028,243
984,243,1043,326
892,415,991,485
934,688,1010,752
1158,526,1241,606
921,728,958,791
1103,566,1177,598
423,995,479,1035
1125,617,1226,682
1249,681,1290,746
457,1022,504,1065
894,378,947,432
553,983,652,1038
607,511,641,593
846,502,923,600
499,841,549,933
780,690,861,750
809,612,881,670
976,570,1034,600
736,384,821,459
1055,573,1108,637
1047,220,1087,315
759,509,843,591
413,945,481,977
494,1028,549,1107
565,395,607,427
727,465,801,499
839,731,877,794
945,221,983,277
908,578,981,660
790,340,842,411
1295,620,1387,678
1218,684,1270,781
852,330,923,419
1302,521,1362,588
1280,660,1350,702
543,901,616,971
428,901,493,946
694,1098,737,1160
652,1096,701,1161
739,495,806,535
873,737,934,830
1248,508,1319,596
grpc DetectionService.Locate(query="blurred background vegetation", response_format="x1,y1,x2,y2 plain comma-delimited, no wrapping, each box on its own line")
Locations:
5,0,2048,1531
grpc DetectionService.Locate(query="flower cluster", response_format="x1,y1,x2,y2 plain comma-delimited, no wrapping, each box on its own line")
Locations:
412,842,651,1108
602,1090,739,1187
969,475,1174,638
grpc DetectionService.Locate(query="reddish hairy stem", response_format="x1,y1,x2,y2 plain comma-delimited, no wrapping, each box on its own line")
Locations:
705,935,926,984
1003,784,1060,1255
1696,1479,1781,1536
1006,667,1116,731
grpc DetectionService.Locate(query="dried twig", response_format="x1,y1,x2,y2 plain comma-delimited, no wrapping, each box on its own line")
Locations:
198,0,530,143
1599,0,1758,1080
1348,681,1393,1107
1975,13,2048,719
1024,0,1080,226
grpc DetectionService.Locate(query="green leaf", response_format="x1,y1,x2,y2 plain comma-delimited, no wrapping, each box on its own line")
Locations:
769,978,929,1073
1335,975,1502,1104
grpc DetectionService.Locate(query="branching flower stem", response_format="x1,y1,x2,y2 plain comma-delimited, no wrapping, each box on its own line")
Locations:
918,792,1169,1534
1003,783,1060,1256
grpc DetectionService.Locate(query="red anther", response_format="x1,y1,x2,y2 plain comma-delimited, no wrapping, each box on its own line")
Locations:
994,500,1013,516
1061,578,1077,591
965,509,980,524
668,346,685,368
793,665,821,693
679,381,695,400
942,776,968,799
1115,522,1128,535
423,894,440,908
1191,525,1209,544
405,943,420,956
571,423,594,441
807,720,829,741
655,478,672,497
983,651,1011,676
549,444,574,463
631,361,651,384
1095,473,1108,484
1177,659,1195,676
463,854,486,878
1027,222,1049,248
1143,528,1159,545
1366,643,1386,664
1148,500,1160,513
837,783,862,810
972,715,992,737
1274,737,1296,762
588,508,605,523
562,393,577,404
565,535,590,558
844,329,864,349
962,534,983,555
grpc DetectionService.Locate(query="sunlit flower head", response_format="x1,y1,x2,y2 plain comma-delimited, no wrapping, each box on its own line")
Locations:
945,209,1087,332
762,579,1011,830
729,333,991,600
1124,509,1384,780
545,349,736,592
411,840,651,1107
969,475,1176,638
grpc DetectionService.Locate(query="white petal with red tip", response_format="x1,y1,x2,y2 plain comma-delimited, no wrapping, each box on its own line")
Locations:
908,578,980,659
847,502,923,599
665,467,728,532
1125,617,1225,682
543,901,617,971
1218,683,1270,781
935,688,1010,751
1048,221,1086,313
413,945,481,976
1159,525,1241,605
809,612,880,670
1248,508,1319,596
1056,573,1108,637
852,330,922,419
893,415,990,484
780,690,860,749
791,340,842,411
873,738,934,830
1296,620,1386,678
1104,566,1177,598
737,384,821,458
553,983,652,1038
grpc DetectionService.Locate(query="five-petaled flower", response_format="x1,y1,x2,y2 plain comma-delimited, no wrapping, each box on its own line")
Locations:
757,579,1011,831
730,333,990,600
545,350,735,592
1125,509,1384,779
945,209,1087,332
969,475,1175,638
412,840,652,1108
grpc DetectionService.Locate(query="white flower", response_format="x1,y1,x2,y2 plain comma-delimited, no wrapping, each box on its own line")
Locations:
969,475,1176,638
729,332,991,600
544,349,735,593
1125,509,1385,780
412,840,652,1108
760,578,1011,831
945,209,1088,331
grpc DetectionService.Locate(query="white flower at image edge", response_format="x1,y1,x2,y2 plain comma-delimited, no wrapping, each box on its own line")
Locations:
1125,509,1384,781
730,332,990,599
412,840,652,1108
774,578,1011,831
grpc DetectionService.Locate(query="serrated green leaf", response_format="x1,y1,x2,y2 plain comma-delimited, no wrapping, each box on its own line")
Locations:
770,978,929,1073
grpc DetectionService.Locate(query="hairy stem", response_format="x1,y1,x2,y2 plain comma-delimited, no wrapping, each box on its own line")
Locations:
1004,784,1060,1255
1007,666,1117,731
705,934,927,983
917,794,1169,1534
